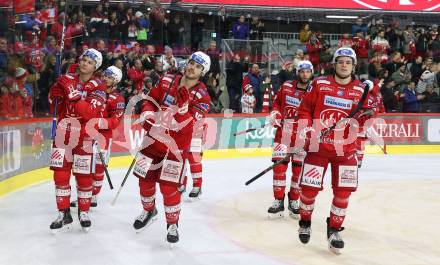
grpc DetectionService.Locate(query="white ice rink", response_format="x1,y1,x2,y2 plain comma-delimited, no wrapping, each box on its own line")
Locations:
1,154,440,265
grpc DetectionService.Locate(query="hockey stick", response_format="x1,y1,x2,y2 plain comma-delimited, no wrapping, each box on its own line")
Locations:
233,123,270,136
51,0,68,139
111,156,136,206
245,83,371,186
98,151,114,189
245,147,302,186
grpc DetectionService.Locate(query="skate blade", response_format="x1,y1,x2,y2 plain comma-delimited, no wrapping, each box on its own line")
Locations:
267,212,284,219
185,196,201,203
165,240,179,249
81,226,91,233
288,211,299,220
50,223,73,234
134,216,158,234
328,245,342,255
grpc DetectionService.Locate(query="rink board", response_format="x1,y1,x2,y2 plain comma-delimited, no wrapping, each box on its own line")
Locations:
1,143,440,198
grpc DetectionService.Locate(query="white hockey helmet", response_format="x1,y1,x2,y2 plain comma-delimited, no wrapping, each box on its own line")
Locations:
332,47,357,65
81,48,103,70
104,66,122,84
189,51,211,76
296,60,314,75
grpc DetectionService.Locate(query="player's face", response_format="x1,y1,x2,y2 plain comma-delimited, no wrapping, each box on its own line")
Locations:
79,56,97,75
298,69,312,83
335,57,354,78
185,60,204,80
102,75,115,87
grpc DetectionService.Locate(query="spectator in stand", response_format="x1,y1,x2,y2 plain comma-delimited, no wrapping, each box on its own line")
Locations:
403,25,416,61
391,63,410,90
120,7,134,44
167,15,185,49
372,29,390,55
369,18,385,39
37,55,56,115
0,37,8,74
159,46,177,73
231,15,249,52
127,58,145,93
421,84,439,112
278,61,295,85
385,21,403,52
108,11,120,46
249,16,265,63
149,60,165,86
293,49,304,70
141,45,156,71
306,32,322,69
429,24,438,44
0,77,14,119
135,11,149,46
205,41,221,78
241,84,256,113
353,30,370,76
191,7,205,51
410,55,424,83
417,62,438,93
352,18,368,37
430,34,440,62
319,44,333,75
402,81,424,113
242,63,263,113
90,4,108,42
384,51,406,76
96,39,109,69
42,36,57,57
14,67,33,118
226,53,249,112
338,33,353,48
215,5,230,46
381,79,400,112
299,23,312,49
415,27,429,58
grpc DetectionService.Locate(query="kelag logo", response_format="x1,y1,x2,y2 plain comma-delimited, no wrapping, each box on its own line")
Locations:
354,0,440,11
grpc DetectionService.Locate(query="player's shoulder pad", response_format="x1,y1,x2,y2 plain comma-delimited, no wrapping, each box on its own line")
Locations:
91,89,107,100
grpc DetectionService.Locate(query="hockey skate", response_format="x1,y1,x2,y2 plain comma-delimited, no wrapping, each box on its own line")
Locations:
267,196,285,219
50,209,73,233
327,217,344,254
187,187,202,202
133,208,158,232
70,195,98,208
298,220,312,244
166,223,179,246
78,211,91,232
287,193,300,219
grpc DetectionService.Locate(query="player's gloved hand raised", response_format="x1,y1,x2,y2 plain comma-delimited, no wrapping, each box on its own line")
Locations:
267,110,282,127
50,86,64,100
176,86,189,114
363,80,374,91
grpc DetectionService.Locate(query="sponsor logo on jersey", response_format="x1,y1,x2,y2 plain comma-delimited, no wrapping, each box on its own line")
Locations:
324,95,353,110
319,86,333,92
285,95,300,107
301,164,324,188
317,79,331,85
116,102,125,109
338,166,358,188
198,103,210,112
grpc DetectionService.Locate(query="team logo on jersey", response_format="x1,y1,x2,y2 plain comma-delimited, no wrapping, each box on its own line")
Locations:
285,95,300,107
320,108,349,130
324,95,353,110
295,91,300,97
337,90,344,96
198,103,210,112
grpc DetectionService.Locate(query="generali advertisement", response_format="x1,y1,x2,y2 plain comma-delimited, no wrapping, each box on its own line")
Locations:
177,0,440,11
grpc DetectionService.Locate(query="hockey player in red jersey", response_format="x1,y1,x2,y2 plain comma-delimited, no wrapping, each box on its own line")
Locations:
70,66,125,208
178,52,212,201
295,47,377,253
266,60,313,219
48,48,104,232
132,51,211,244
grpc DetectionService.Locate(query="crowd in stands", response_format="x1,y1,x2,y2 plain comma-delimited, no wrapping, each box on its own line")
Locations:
0,0,439,120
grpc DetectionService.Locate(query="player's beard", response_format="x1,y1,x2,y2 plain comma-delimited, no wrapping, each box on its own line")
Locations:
335,71,352,81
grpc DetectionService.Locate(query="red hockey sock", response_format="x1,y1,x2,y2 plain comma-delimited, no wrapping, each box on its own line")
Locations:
92,170,105,196
189,153,203,188
53,170,71,210
299,189,319,221
160,183,181,224
329,190,351,229
139,178,156,211
273,163,288,200
289,164,302,200
75,174,93,212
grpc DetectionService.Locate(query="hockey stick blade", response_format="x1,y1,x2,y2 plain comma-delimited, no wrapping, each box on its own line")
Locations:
233,123,270,137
